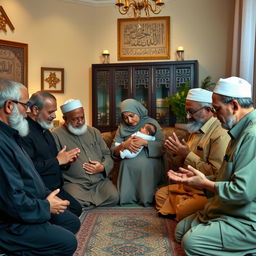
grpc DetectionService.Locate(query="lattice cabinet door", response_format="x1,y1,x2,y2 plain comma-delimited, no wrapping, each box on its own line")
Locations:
132,65,153,115
152,65,174,127
173,62,197,92
113,67,132,127
92,68,112,131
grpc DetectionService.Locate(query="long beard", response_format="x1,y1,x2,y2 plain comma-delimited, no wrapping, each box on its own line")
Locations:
221,115,236,130
184,118,204,132
67,123,87,136
37,113,54,130
9,104,29,137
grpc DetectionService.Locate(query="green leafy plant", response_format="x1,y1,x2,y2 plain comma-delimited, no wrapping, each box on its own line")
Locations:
201,76,215,91
167,76,215,123
167,80,190,123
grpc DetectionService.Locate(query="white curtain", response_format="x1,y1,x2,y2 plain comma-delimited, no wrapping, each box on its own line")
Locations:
231,0,256,86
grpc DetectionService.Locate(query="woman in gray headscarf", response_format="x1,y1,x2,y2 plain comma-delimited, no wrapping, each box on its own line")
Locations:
111,99,165,206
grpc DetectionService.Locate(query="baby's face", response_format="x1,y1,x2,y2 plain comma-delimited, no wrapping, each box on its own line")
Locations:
140,126,149,135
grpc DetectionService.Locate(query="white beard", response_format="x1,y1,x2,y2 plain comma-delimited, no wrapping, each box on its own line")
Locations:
9,104,29,137
184,118,204,132
37,113,54,130
67,123,87,136
221,115,236,130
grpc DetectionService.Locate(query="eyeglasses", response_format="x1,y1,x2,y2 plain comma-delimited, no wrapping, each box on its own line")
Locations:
11,100,31,109
212,100,233,113
211,106,220,113
186,106,206,116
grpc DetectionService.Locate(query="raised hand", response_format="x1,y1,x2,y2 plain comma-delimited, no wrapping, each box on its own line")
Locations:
46,189,70,214
83,160,104,174
164,132,190,158
57,146,80,165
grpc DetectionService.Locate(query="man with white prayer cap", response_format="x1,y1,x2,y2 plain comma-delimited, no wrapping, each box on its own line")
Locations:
168,77,256,256
155,88,230,220
52,99,119,209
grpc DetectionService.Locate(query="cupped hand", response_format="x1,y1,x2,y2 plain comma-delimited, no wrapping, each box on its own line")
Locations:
168,165,214,191
83,160,104,174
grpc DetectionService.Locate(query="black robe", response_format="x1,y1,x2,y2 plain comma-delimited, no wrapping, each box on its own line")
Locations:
0,120,80,255
21,117,62,191
20,117,82,216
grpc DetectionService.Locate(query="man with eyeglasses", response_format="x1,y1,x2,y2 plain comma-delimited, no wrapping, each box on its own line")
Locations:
155,88,230,221
0,79,80,255
52,99,119,209
20,91,82,217
168,77,256,256
11,99,31,109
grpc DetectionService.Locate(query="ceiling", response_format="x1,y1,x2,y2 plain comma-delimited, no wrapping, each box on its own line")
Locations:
62,0,114,6
62,0,169,7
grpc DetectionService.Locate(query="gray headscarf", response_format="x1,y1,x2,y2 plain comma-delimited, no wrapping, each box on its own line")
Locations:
119,99,161,138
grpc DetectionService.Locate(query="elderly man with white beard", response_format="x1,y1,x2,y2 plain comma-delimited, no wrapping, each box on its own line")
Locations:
0,79,80,256
168,77,256,256
21,91,82,217
155,88,230,221
52,99,119,209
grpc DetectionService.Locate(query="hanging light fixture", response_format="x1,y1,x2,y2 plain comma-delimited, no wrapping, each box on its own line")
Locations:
115,0,164,18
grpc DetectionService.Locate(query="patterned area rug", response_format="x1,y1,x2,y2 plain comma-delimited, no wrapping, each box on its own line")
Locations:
74,207,185,256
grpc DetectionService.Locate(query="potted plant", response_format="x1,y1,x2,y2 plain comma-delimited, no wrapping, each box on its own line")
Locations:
167,76,215,127
168,80,190,124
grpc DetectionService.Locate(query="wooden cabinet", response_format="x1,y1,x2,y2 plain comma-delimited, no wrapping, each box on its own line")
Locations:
92,60,198,132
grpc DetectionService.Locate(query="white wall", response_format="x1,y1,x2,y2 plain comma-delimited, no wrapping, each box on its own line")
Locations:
0,0,235,124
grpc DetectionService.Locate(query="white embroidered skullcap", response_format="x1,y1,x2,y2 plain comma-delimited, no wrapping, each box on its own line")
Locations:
186,88,213,103
214,77,252,98
60,99,83,113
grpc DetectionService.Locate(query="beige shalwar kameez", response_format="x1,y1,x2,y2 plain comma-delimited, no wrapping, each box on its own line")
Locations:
155,117,230,220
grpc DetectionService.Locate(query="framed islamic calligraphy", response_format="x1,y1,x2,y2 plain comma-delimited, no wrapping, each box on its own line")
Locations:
0,40,28,87
41,67,64,93
117,16,170,60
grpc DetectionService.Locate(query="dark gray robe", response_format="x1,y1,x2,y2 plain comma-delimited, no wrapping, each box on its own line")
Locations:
52,125,119,207
111,99,165,206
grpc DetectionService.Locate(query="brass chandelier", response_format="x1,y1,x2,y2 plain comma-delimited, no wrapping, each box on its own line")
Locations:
115,0,165,18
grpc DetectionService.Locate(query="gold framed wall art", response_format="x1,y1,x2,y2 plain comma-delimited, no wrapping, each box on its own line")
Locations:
41,67,64,93
117,16,170,60
0,39,28,87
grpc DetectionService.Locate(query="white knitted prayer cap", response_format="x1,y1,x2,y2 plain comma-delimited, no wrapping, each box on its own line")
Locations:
186,88,213,103
60,99,83,113
214,77,252,98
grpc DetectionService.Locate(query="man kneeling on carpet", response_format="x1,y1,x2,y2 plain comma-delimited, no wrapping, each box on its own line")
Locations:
155,88,230,221
52,99,119,209
168,77,256,256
